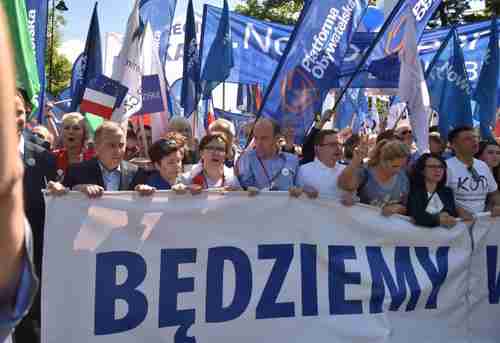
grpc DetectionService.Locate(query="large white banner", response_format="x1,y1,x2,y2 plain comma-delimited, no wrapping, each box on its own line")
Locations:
468,214,500,342
43,192,475,343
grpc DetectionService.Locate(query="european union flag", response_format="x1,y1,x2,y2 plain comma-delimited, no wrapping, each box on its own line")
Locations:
201,0,234,99
425,28,473,140
71,2,102,112
473,17,499,139
181,0,200,118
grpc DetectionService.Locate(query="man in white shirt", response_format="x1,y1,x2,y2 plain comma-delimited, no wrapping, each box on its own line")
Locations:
296,129,345,198
446,126,500,217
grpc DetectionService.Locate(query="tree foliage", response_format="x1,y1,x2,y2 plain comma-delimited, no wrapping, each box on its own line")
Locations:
45,11,71,96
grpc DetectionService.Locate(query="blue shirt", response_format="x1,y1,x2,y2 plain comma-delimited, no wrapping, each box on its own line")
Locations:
0,220,38,343
98,162,121,191
237,150,299,191
146,171,172,190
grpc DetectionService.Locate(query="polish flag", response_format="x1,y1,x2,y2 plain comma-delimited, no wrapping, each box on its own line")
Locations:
80,88,117,120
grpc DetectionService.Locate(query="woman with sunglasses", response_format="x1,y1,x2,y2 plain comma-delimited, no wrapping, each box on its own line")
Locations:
51,112,93,181
185,133,241,190
146,137,186,190
407,154,458,228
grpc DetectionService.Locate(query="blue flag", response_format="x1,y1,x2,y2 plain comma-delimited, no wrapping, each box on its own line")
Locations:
139,0,177,65
214,108,254,147
139,74,165,114
335,88,368,132
25,0,48,122
474,17,499,139
425,28,473,140
258,0,368,144
181,0,200,118
71,2,102,111
200,0,234,99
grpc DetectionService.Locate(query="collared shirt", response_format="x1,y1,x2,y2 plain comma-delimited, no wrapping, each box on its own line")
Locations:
18,135,24,158
296,158,345,198
0,220,39,343
237,149,298,191
98,162,121,191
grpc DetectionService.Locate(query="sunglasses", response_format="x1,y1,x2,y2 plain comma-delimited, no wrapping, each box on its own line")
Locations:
468,166,481,183
400,130,412,136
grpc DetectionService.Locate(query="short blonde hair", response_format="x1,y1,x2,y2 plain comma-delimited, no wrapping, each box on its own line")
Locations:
95,121,124,144
62,112,85,126
368,139,410,167
208,118,235,138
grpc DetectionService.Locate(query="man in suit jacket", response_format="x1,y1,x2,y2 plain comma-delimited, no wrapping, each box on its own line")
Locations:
14,91,56,343
63,121,153,197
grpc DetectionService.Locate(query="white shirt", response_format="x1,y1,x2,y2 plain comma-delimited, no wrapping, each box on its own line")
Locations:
18,135,24,157
296,159,345,198
446,157,498,214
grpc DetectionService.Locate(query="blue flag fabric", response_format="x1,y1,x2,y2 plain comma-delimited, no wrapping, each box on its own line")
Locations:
181,0,200,118
425,28,473,140
200,0,234,99
139,0,177,65
25,0,48,122
201,6,499,91
214,108,254,147
259,0,368,144
71,3,102,111
474,17,499,139
139,74,165,114
335,88,368,132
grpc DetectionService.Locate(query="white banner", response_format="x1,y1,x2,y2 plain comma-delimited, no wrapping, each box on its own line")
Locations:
468,214,500,342
42,192,475,343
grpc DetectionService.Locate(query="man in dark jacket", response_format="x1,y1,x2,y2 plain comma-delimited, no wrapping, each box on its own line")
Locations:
63,121,152,196
14,90,57,343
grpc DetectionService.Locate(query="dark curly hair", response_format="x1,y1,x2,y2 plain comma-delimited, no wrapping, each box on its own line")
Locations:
410,153,448,190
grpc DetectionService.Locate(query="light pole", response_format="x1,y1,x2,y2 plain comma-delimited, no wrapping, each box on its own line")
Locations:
48,0,68,94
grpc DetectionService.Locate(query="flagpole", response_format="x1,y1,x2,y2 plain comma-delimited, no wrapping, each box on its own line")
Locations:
138,116,150,160
319,0,407,128
223,81,226,111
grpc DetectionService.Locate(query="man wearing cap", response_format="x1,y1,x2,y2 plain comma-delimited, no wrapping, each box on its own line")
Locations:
236,117,298,191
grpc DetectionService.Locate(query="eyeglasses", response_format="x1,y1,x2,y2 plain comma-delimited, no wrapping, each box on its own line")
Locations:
204,146,226,153
425,164,445,170
468,166,481,183
400,130,412,136
160,139,178,148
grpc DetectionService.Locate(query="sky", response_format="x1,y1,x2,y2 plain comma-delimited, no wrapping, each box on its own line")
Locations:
59,0,244,63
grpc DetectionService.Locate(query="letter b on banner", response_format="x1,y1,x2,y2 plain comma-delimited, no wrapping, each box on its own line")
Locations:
94,252,148,335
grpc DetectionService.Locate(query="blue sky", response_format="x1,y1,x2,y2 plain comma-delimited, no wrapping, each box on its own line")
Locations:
59,0,244,62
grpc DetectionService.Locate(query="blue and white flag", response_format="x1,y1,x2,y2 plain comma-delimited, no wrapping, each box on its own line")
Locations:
398,5,430,153
473,17,499,139
200,0,234,99
259,0,368,144
425,28,473,140
25,0,48,122
71,2,102,112
181,0,200,118
139,0,177,65
111,0,146,122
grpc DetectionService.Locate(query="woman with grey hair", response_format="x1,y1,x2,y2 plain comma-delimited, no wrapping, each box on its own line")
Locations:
167,116,199,166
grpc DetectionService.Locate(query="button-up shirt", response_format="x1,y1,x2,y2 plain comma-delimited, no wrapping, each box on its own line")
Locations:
296,158,345,198
98,162,121,191
237,150,298,191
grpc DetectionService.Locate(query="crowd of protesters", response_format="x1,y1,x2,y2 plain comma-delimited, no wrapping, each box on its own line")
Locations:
2,16,500,343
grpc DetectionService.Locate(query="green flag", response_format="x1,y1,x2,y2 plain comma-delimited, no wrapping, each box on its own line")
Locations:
85,113,104,139
1,0,41,117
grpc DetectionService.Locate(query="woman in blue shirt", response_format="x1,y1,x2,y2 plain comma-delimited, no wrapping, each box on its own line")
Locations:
146,137,185,190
